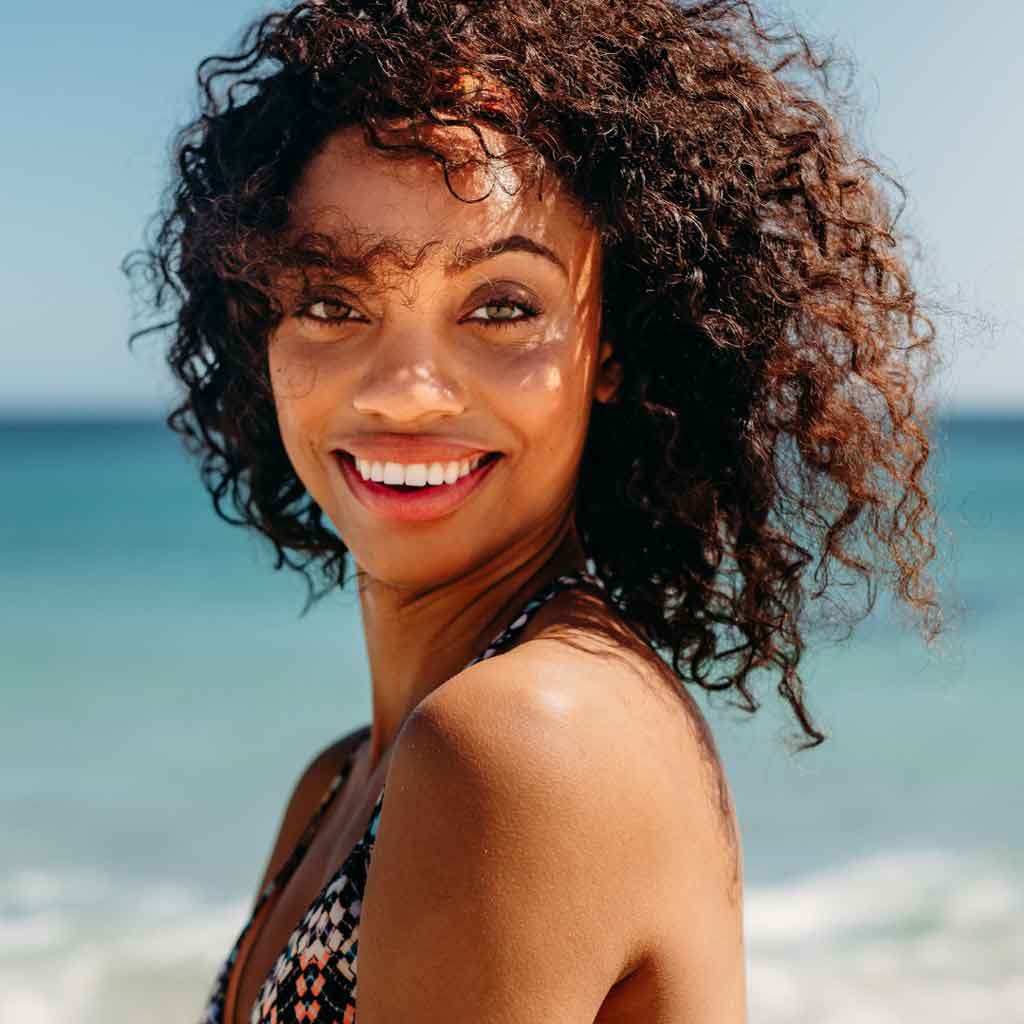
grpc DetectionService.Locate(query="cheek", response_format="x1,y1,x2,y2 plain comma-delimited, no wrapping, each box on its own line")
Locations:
492,307,593,404
510,363,575,458
268,344,333,485
269,342,321,407
492,342,592,466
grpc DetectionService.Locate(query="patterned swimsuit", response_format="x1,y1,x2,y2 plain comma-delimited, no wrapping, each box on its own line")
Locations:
201,571,602,1024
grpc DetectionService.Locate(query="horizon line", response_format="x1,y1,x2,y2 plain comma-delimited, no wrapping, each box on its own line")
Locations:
2,405,1023,427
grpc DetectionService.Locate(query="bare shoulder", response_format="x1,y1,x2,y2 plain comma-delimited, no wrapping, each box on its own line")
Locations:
481,633,746,1019
356,634,746,1022
355,649,648,1021
457,628,741,881
255,724,369,892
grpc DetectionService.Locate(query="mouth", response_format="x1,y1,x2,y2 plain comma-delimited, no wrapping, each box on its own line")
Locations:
337,450,501,489
333,450,504,523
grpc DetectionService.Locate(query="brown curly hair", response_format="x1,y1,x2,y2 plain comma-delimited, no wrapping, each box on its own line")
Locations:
127,0,941,748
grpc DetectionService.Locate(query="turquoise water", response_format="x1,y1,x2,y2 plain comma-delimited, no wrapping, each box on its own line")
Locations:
1,417,1021,1022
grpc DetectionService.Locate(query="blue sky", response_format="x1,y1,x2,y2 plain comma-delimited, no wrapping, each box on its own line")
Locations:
2,0,1021,414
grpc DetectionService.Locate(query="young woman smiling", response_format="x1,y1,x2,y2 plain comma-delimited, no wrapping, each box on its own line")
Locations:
130,1,940,1021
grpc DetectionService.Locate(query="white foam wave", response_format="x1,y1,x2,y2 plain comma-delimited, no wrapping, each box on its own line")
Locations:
1,850,1021,1024
745,849,1024,1023
0,869,247,1024
1,867,113,909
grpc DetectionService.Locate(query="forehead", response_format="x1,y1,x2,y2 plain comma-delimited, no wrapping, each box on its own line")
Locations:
287,123,597,274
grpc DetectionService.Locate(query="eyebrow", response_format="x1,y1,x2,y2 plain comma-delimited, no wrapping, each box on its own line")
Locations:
285,231,568,284
444,234,568,278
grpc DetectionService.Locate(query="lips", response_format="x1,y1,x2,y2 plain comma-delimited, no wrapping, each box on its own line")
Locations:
335,432,496,464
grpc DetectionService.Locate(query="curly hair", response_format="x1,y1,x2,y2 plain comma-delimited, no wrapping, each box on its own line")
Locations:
127,0,941,748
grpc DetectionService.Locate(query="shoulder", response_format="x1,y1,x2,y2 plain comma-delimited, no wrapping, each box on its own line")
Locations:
404,631,740,874
256,724,369,892
439,629,740,865
391,641,662,857
355,637,744,1021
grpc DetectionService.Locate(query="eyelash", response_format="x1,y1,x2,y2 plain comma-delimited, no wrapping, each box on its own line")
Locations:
295,293,541,331
465,294,542,329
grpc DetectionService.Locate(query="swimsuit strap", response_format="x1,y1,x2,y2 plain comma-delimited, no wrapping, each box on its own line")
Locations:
364,569,603,841
211,726,370,1023
466,570,604,667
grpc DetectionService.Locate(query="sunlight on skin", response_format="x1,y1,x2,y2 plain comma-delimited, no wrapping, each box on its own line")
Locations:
269,121,618,593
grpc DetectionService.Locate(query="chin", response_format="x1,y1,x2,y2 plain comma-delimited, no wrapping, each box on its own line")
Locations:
342,527,518,593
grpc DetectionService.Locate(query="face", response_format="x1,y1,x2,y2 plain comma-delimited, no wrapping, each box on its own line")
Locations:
268,122,619,590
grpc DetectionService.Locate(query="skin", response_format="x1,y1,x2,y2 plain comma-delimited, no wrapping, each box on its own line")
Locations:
269,122,621,776
226,121,746,1023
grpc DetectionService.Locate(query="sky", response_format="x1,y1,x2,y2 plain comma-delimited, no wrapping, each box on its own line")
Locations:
1,0,1021,415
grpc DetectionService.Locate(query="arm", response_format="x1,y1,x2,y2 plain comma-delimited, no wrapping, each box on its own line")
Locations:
355,658,746,1022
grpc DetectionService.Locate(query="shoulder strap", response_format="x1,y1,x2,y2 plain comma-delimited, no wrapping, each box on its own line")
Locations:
466,570,604,667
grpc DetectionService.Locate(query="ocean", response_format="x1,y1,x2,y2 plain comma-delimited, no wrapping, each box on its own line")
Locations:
1,416,1021,1023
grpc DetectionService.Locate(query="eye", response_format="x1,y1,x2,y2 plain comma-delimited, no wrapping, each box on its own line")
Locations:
464,295,541,329
296,298,360,324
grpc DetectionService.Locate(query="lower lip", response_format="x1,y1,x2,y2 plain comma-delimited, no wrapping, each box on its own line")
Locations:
335,453,503,523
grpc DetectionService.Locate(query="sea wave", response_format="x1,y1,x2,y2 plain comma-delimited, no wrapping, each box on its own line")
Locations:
745,849,1024,1023
0,869,246,1024
1,849,1021,1024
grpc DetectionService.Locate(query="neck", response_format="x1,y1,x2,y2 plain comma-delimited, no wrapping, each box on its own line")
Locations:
356,515,588,776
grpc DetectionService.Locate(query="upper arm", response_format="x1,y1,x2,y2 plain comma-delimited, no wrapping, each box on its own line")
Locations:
356,653,747,1023
255,725,368,895
355,661,663,1022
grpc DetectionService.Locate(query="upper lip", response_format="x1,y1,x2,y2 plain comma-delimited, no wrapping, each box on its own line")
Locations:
334,433,499,463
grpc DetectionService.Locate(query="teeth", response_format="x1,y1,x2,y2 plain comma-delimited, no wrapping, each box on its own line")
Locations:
353,453,492,487
404,463,429,486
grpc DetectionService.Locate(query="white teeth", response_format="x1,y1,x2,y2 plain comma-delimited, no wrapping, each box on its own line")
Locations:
403,464,429,487
351,453,494,487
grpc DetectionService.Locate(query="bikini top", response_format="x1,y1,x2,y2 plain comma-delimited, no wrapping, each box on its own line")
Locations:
201,570,604,1024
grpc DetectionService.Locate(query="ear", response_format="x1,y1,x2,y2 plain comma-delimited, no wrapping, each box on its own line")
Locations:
593,339,622,405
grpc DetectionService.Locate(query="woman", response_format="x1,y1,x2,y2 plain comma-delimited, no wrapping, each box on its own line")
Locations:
131,1,940,1020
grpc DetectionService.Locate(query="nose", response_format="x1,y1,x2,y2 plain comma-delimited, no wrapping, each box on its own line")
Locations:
351,324,466,423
